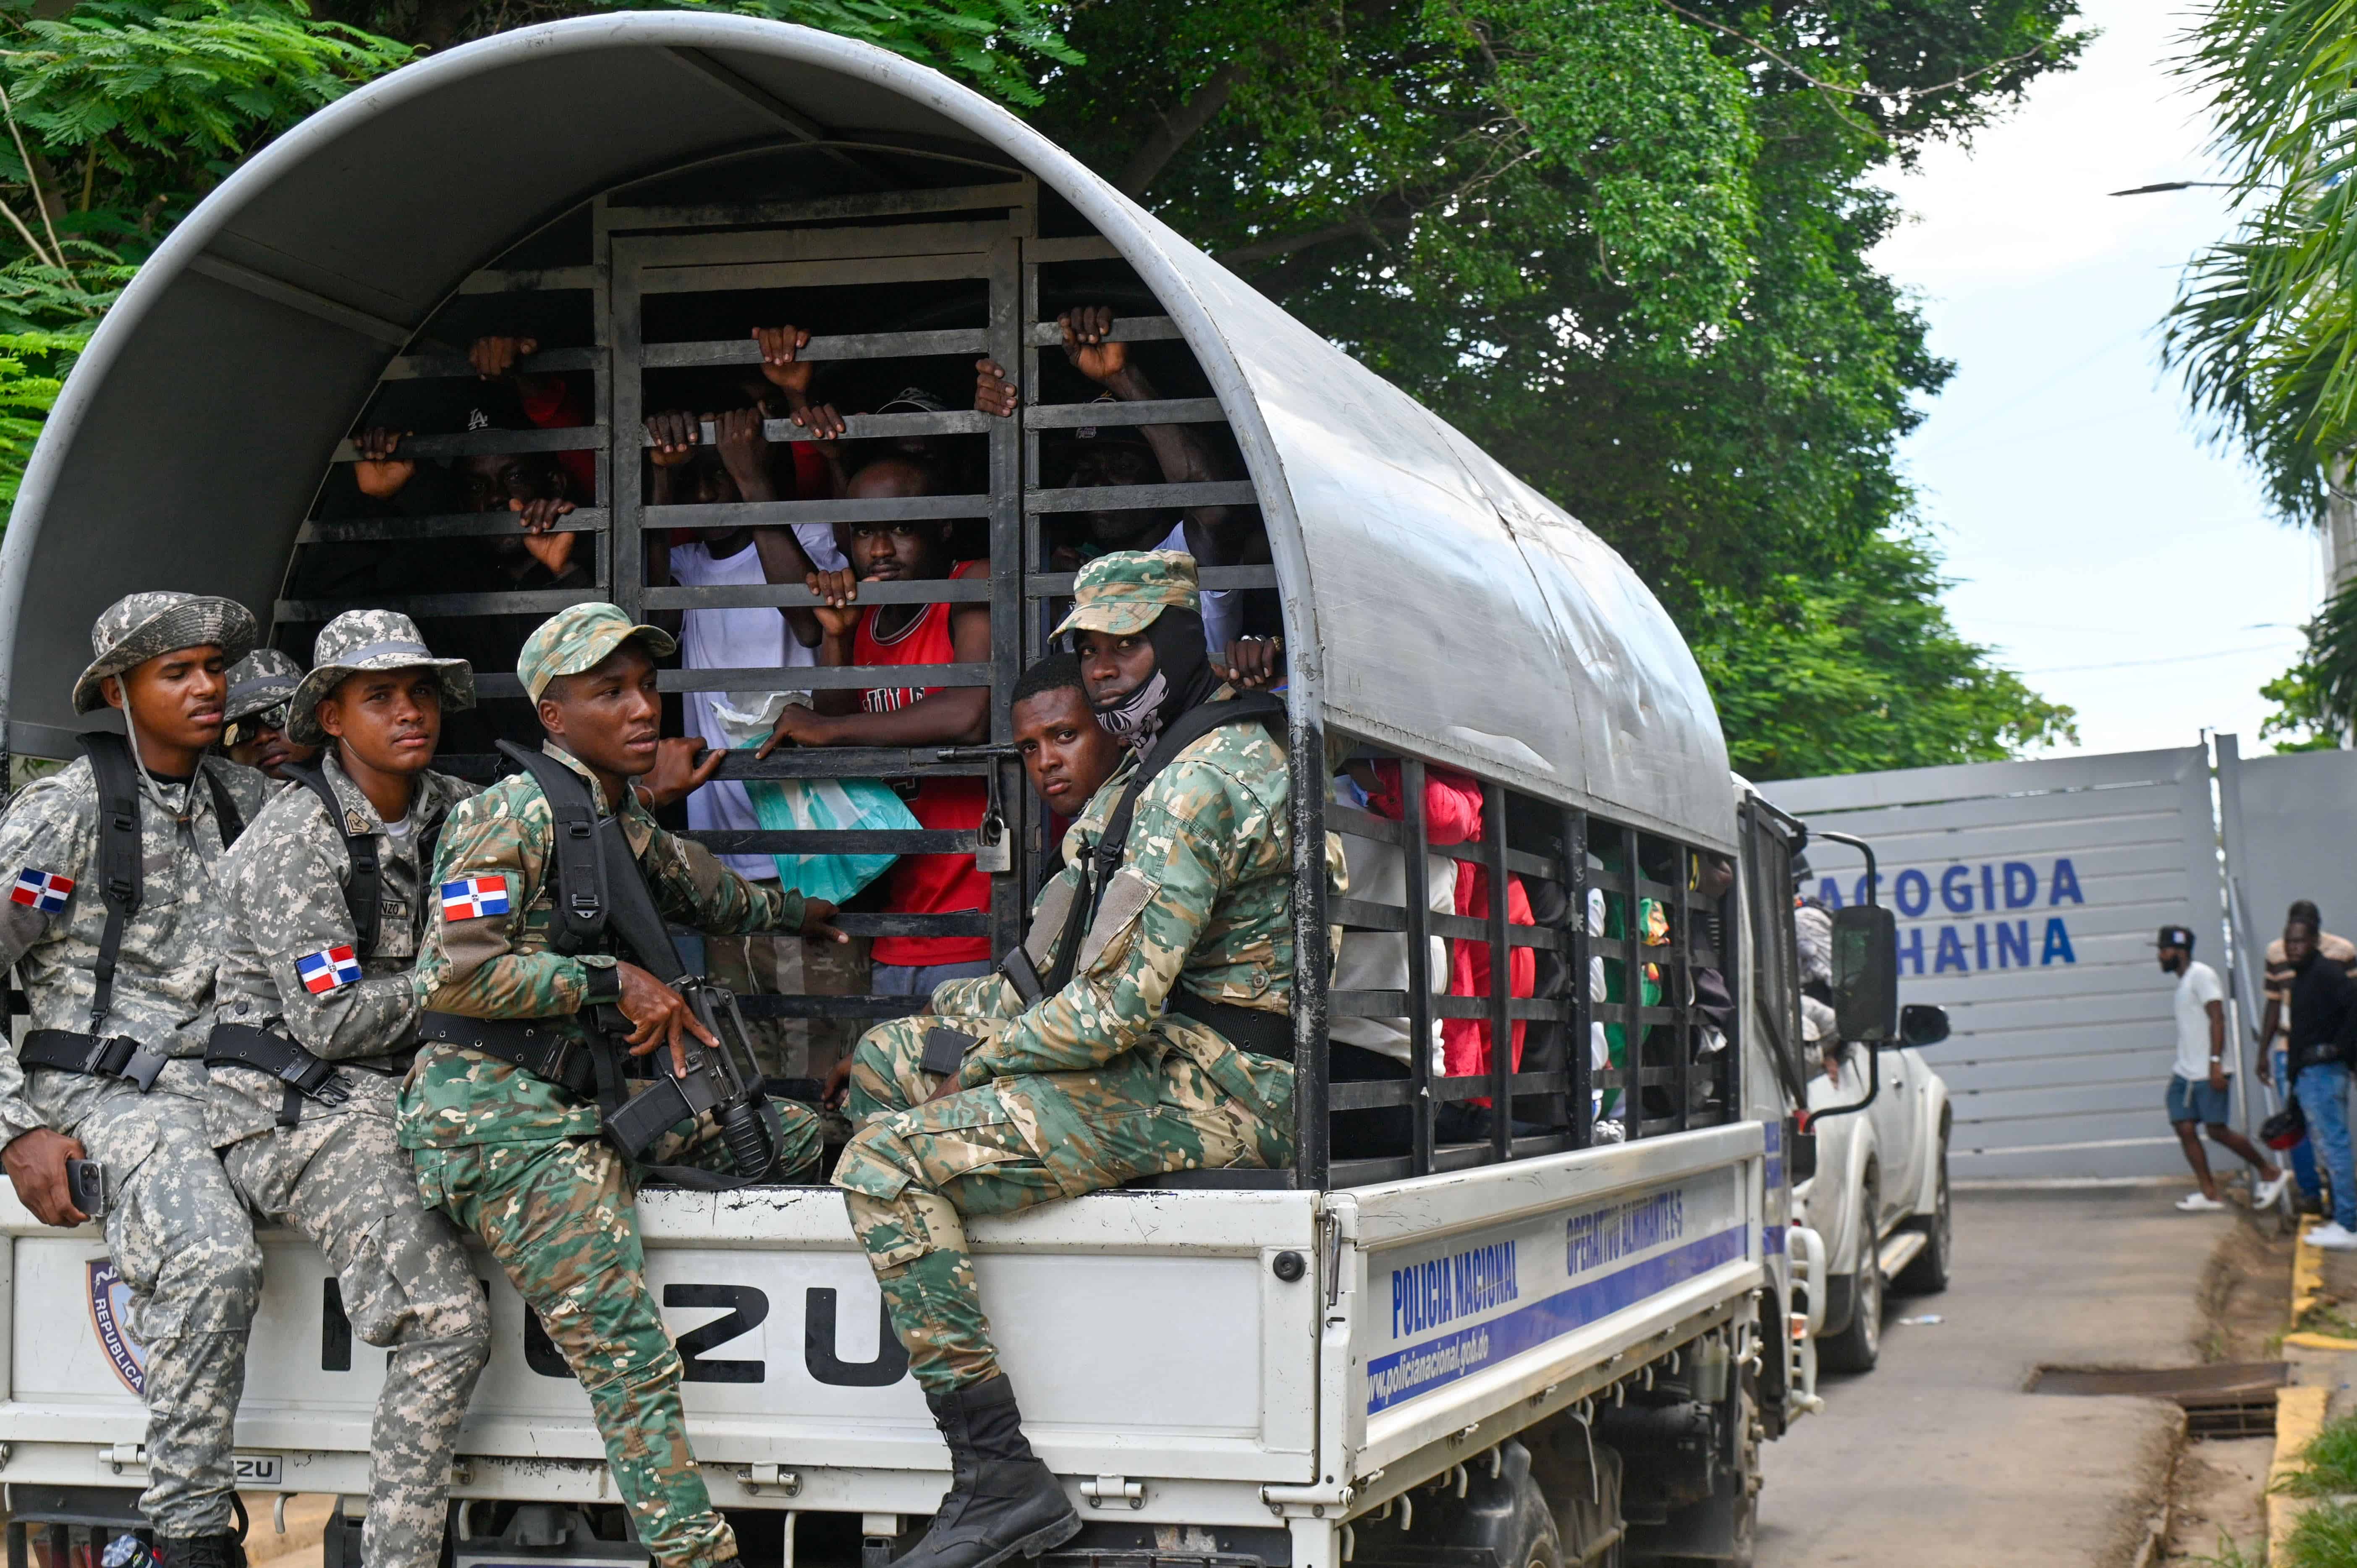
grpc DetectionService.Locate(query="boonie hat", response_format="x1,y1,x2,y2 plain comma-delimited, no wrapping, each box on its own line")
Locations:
225,648,305,726
1052,550,1200,640
287,610,474,746
516,602,676,703
72,591,258,715
2155,924,2196,951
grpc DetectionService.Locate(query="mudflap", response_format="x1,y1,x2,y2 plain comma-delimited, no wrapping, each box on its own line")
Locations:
1526,1413,1627,1565
1621,1461,1745,1561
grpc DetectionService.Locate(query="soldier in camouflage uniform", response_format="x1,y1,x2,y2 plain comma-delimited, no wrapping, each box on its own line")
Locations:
0,592,271,1568
398,603,839,1568
220,647,317,783
209,612,492,1568
833,552,1302,1568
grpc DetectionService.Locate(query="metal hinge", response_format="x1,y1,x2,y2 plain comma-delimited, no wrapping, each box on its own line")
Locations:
103,1443,149,1474
1080,1474,1145,1510
736,1464,801,1498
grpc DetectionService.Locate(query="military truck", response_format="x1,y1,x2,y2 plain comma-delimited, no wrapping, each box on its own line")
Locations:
0,20,1934,1568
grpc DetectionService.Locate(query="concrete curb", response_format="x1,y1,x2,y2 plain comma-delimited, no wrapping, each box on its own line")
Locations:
2270,1385,2330,1562
2292,1231,2325,1324
2273,1231,2335,1563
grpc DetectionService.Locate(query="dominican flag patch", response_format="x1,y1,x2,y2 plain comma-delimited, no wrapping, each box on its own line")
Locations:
440,875,512,921
295,944,362,995
10,868,71,914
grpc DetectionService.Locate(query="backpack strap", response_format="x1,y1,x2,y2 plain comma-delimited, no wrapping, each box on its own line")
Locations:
495,741,609,956
202,762,246,849
76,732,144,1037
1035,692,1286,1000
280,759,381,953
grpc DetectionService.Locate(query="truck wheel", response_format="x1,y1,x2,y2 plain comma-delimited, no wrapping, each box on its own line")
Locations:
1894,1129,1951,1296
1817,1169,1882,1374
1508,1466,1566,1568
1640,1371,1759,1568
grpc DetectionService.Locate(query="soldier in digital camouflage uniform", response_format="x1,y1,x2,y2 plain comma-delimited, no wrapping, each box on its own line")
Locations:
220,647,317,783
209,612,492,1568
398,602,836,1568
0,592,271,1568
833,552,1304,1568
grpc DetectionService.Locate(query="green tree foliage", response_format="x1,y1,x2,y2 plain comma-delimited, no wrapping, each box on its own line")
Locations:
2254,578,2357,750
1031,0,2085,773
0,0,2082,779
0,0,413,319
0,329,75,503
2166,0,2357,524
324,0,1074,91
1687,531,2077,778
2168,0,2357,749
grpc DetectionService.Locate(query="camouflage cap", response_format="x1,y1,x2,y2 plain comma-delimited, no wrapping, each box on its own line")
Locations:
287,609,476,746
1050,550,1199,639
225,648,305,724
516,602,677,702
72,591,259,714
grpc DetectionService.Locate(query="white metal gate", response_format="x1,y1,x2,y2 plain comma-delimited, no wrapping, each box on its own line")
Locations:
1766,748,2225,1183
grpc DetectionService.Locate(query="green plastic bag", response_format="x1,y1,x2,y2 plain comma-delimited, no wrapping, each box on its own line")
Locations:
742,758,918,907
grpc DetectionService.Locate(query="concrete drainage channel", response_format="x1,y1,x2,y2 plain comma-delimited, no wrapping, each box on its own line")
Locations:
2030,1362,2291,1439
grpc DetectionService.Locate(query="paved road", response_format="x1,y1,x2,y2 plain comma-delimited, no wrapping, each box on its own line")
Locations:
1756,1187,2224,1568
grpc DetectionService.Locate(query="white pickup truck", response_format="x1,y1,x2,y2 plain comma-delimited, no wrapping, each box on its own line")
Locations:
1795,1020,1952,1374
0,18,1939,1568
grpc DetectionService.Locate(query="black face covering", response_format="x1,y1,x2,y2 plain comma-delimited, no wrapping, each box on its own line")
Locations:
1092,607,1215,751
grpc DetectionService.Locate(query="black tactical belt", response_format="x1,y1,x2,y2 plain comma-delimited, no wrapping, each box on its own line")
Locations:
21,1028,171,1092
1169,992,1294,1061
204,1024,352,1107
418,1011,600,1098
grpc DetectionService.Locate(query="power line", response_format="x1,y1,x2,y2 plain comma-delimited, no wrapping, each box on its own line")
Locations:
1910,326,2149,455
2023,641,2298,676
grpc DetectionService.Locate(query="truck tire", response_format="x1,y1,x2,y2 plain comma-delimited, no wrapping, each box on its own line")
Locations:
1817,1167,1882,1374
1893,1127,1951,1296
1637,1372,1759,1568
1506,1462,1566,1568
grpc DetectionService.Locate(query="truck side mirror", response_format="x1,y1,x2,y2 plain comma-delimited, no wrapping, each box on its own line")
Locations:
1900,1003,1949,1048
1832,904,1899,1043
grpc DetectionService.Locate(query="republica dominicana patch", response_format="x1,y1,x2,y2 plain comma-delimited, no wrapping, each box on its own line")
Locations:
440,874,511,920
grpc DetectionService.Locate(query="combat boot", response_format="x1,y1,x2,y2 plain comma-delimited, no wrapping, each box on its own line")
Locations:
893,1376,1080,1568
156,1534,247,1568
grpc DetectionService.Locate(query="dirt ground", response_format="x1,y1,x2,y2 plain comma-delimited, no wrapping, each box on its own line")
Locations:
2124,1204,2289,1566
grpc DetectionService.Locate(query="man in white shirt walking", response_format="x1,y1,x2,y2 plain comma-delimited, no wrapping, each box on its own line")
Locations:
2161,924,2289,1212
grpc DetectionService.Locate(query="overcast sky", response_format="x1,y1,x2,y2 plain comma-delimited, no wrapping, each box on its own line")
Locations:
1873,0,2316,759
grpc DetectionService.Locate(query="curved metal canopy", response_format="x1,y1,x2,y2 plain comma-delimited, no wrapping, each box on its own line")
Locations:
0,14,1733,848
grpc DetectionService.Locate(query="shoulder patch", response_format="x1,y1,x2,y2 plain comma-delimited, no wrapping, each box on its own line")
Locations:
440,875,512,920
10,867,71,913
296,944,362,994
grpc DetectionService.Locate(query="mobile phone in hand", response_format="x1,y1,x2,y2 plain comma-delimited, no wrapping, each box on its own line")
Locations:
65,1157,102,1220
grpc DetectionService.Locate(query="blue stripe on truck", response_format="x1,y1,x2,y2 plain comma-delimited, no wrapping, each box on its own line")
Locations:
1364,1225,1748,1413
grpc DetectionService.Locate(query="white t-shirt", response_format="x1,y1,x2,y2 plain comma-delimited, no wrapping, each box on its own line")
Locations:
670,537,822,883
1152,523,1240,655
1325,775,1453,1071
2174,960,2227,1080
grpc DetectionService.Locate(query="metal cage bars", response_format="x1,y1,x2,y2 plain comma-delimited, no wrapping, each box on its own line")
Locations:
1313,739,1735,1187
275,169,1736,1188
280,173,1288,1034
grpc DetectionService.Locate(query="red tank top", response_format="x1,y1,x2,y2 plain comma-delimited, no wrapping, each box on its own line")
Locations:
856,560,991,967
